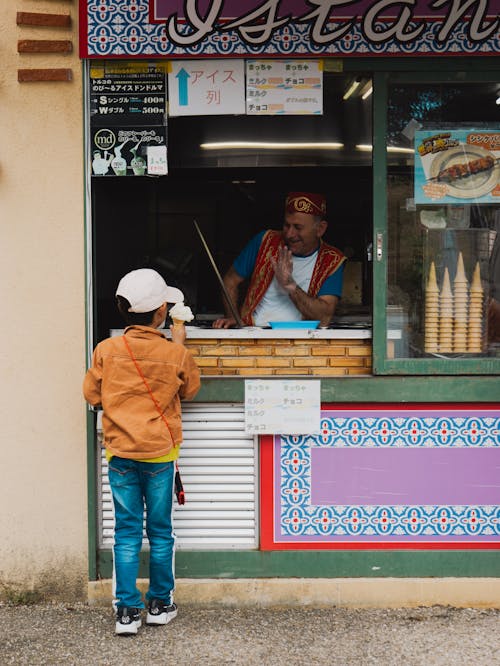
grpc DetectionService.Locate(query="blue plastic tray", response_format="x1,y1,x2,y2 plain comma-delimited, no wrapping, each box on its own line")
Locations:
269,320,320,329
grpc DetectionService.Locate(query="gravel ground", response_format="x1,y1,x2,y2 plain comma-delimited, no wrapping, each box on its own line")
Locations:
1,603,499,665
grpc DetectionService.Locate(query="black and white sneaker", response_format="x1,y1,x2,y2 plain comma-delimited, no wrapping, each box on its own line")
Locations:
115,607,142,635
146,599,178,626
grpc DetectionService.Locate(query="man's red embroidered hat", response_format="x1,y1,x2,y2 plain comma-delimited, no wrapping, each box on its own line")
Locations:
285,192,327,217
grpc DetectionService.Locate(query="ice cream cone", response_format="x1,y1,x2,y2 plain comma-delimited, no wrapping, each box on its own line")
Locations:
427,262,439,293
169,302,194,326
470,262,483,293
454,252,467,286
441,267,452,298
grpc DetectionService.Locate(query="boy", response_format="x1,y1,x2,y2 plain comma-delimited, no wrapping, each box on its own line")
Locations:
83,268,200,635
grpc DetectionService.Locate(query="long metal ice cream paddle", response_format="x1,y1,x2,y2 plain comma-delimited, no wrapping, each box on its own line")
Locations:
193,219,244,328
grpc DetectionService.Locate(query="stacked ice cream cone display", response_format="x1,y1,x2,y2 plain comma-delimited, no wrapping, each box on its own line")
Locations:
438,268,453,353
452,253,468,353
468,262,484,353
424,254,485,355
424,262,439,353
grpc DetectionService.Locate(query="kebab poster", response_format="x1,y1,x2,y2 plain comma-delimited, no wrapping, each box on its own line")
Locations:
414,130,500,204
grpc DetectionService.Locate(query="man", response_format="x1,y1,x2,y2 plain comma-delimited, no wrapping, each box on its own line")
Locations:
213,192,346,328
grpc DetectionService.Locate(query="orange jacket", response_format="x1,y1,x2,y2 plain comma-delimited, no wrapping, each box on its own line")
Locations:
83,325,200,460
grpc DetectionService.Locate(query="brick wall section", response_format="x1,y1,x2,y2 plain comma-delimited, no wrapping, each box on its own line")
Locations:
184,338,372,376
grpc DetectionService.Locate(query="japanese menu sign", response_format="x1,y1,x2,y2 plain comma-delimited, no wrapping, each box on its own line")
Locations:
414,130,500,204
246,60,323,115
167,60,245,117
90,127,167,176
245,380,320,435
90,69,168,176
90,71,166,125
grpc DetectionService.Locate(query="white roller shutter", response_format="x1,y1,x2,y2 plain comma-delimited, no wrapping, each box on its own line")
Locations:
98,403,258,550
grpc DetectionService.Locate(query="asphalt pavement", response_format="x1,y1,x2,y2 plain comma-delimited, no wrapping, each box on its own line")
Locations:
1,602,500,665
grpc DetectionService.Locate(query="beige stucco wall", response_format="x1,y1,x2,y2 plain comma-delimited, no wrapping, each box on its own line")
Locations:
0,3,88,599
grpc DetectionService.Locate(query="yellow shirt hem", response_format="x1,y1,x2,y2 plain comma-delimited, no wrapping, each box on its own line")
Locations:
105,447,180,463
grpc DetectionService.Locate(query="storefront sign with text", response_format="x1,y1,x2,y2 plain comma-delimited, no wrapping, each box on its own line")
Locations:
80,0,500,58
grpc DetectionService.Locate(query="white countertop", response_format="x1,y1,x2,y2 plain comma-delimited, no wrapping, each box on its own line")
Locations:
110,326,401,340
181,326,372,339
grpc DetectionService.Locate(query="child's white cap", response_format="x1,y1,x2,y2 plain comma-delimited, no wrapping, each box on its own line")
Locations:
116,268,184,313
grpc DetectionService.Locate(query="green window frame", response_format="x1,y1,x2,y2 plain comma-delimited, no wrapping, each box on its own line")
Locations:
372,68,500,375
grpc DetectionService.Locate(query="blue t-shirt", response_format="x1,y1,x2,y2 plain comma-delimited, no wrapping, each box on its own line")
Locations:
234,231,344,297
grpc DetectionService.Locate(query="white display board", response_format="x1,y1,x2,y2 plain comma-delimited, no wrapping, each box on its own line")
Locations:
245,380,321,435
168,59,245,116
147,145,168,175
246,60,323,115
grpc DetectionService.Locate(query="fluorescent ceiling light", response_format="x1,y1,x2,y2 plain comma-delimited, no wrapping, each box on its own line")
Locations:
342,79,361,101
356,144,415,154
362,86,373,100
200,141,344,150
388,146,415,154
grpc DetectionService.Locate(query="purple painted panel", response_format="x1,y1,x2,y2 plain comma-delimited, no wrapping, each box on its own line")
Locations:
311,448,500,506
152,0,500,20
153,1,311,19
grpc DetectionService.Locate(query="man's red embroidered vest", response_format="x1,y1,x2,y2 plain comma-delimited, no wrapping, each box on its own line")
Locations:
240,230,345,325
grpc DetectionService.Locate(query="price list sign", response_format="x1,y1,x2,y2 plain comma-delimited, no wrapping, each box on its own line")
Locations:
90,72,166,125
246,60,323,116
245,380,320,435
89,68,168,177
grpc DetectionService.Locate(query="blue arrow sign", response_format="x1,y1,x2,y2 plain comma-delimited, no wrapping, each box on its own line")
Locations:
176,68,190,106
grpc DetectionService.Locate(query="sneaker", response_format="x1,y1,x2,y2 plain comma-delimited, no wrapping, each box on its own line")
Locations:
146,599,178,626
115,607,142,635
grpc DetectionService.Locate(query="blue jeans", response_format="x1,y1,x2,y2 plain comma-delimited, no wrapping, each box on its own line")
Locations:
108,456,175,609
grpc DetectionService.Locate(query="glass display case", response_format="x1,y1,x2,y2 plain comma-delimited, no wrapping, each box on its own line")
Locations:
384,78,500,364
422,228,491,357
386,203,499,360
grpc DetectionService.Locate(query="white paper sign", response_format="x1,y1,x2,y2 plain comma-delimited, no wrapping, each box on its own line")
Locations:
246,60,323,115
245,380,321,435
168,60,245,116
147,145,168,175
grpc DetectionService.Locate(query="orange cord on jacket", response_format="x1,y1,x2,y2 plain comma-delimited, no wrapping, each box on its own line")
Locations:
122,335,185,503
